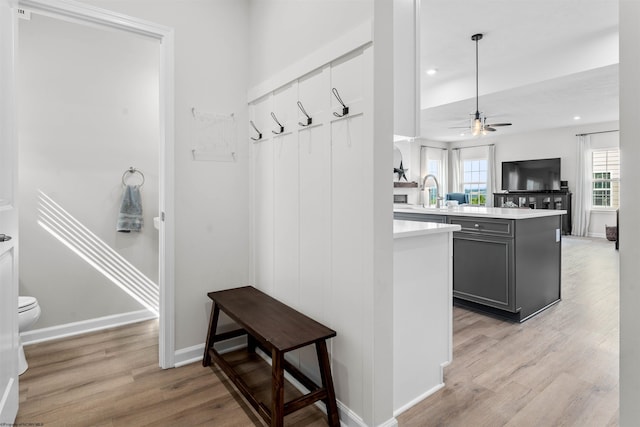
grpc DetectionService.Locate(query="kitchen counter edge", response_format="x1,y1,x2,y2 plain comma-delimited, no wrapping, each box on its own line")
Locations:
394,205,567,220
393,220,461,239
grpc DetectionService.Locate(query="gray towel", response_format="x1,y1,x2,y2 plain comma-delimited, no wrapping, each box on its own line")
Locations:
117,185,143,232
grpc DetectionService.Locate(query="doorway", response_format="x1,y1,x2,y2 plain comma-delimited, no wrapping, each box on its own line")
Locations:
16,0,175,368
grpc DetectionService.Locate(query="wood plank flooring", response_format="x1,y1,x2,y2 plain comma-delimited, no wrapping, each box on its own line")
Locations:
16,236,618,426
398,236,619,426
16,320,328,426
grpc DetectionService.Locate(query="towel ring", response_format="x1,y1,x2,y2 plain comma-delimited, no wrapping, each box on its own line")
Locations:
122,167,145,187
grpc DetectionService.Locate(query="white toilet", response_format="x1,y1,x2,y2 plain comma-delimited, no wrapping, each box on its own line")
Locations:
18,296,41,375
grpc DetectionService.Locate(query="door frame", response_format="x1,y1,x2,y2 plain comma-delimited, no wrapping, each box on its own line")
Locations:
1,0,19,422
18,0,176,368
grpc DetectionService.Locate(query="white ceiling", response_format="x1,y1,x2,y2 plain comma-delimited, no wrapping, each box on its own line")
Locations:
419,0,619,142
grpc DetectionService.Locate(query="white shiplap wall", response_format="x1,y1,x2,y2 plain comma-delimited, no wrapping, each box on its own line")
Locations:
249,43,394,426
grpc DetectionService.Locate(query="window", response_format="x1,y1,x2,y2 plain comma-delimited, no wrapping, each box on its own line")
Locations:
425,159,440,206
420,147,447,207
592,149,620,209
462,159,488,205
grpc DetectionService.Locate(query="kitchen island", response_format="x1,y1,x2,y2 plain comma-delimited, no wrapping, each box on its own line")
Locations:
394,205,566,322
393,220,460,415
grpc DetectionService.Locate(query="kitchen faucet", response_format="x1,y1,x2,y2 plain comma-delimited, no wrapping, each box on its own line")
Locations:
421,174,443,208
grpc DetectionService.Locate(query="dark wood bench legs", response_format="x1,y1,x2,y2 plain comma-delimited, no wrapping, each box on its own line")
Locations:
316,340,340,426
247,334,257,354
202,303,220,367
202,303,339,427
271,349,285,427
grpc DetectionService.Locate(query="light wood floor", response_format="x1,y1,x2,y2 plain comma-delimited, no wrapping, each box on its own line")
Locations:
399,236,619,427
16,321,327,426
16,236,618,426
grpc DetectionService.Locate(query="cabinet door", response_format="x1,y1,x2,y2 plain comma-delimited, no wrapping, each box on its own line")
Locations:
453,234,516,312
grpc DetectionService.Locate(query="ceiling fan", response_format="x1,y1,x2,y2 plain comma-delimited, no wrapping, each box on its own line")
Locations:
453,33,512,136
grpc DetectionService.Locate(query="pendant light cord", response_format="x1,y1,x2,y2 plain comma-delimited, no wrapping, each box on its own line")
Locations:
475,36,479,114
471,33,483,117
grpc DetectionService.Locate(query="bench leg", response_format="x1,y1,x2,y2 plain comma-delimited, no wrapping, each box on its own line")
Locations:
271,348,285,427
247,334,257,354
316,340,339,427
202,303,220,367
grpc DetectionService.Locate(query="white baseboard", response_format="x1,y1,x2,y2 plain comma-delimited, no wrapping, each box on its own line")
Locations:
587,232,607,239
377,417,399,427
393,382,444,418
21,309,157,346
173,336,247,368
174,343,205,368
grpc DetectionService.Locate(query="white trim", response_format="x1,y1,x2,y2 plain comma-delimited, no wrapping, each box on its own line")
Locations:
173,343,205,368
377,417,399,427
588,232,607,239
247,20,373,103
173,336,246,368
0,378,15,422
157,22,176,371
392,383,444,418
18,0,171,38
21,310,157,346
18,0,176,369
591,208,618,214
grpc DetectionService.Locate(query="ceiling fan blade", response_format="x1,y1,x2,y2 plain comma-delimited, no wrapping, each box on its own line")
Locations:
486,123,512,127
484,127,497,132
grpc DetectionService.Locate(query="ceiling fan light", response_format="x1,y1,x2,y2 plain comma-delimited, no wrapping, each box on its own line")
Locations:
472,117,483,136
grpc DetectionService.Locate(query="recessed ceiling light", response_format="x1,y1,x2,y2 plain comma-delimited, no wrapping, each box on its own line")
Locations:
426,68,438,76
573,116,581,120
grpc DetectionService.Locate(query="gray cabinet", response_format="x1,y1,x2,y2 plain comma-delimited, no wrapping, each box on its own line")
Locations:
393,210,562,322
452,228,515,313
450,215,561,322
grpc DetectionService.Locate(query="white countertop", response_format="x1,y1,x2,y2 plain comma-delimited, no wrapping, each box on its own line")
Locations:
394,205,567,220
393,220,461,239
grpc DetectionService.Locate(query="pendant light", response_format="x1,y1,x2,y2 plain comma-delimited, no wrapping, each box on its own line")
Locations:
469,33,512,136
471,33,485,136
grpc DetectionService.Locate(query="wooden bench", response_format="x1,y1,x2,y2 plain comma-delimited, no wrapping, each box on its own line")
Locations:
202,286,339,427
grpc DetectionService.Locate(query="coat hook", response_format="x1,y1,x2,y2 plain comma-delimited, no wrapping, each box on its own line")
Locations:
250,120,262,141
271,112,284,134
332,88,349,118
297,101,312,127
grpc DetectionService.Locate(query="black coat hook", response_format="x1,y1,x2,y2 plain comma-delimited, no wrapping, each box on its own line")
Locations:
332,88,349,117
297,101,312,127
271,112,284,134
250,120,262,141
